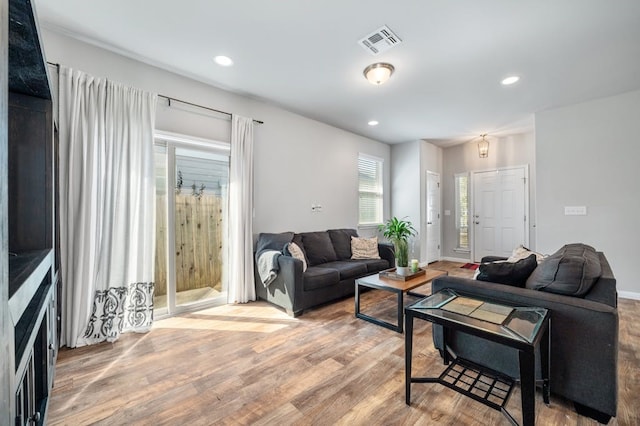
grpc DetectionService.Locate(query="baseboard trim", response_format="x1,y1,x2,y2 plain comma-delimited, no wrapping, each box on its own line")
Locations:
440,256,472,263
618,291,640,301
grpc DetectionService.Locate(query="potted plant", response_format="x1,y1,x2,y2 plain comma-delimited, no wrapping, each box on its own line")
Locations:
379,217,417,275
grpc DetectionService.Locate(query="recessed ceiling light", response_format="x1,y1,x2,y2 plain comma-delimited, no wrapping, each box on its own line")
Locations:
214,55,233,66
501,75,520,85
368,120,379,126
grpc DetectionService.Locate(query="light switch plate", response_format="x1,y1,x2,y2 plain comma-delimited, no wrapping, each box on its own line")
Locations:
564,206,587,216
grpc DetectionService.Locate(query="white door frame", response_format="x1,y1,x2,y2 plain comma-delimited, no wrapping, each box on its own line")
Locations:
470,165,529,263
425,170,441,263
154,131,230,319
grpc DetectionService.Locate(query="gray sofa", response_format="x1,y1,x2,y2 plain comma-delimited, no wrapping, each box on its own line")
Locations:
431,244,618,423
254,229,394,317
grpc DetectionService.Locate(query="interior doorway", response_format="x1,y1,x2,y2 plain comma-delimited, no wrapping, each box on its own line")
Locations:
472,166,528,262
425,171,441,263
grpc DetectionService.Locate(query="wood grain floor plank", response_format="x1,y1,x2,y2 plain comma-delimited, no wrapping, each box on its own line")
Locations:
48,262,639,425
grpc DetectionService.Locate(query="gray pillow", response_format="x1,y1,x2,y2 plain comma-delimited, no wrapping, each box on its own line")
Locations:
526,244,602,296
328,229,358,260
256,232,294,254
476,254,537,288
300,231,338,266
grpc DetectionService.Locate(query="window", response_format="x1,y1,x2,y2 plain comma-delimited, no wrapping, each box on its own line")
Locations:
358,154,383,225
455,172,470,251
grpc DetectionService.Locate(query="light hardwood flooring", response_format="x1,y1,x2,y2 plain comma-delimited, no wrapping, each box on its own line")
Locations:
48,261,639,425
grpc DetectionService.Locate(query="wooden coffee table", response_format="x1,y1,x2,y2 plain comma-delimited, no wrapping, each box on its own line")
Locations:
355,268,447,333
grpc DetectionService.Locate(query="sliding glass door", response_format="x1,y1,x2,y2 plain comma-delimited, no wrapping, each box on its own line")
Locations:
154,135,229,317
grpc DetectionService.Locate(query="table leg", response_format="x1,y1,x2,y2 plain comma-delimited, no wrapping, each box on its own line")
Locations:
397,290,404,334
541,319,551,404
354,282,361,317
519,349,536,426
405,313,413,405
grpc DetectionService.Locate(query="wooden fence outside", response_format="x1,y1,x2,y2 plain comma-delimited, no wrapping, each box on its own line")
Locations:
155,194,225,297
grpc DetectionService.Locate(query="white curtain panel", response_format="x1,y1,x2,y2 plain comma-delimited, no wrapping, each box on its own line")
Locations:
228,115,255,303
58,67,157,347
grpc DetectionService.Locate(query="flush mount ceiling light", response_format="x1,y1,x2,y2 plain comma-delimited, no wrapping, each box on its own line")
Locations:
363,62,395,85
214,55,233,66
478,134,490,158
501,75,520,85
368,120,379,126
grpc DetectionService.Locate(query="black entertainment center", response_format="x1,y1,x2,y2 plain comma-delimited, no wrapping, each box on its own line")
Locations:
2,0,59,424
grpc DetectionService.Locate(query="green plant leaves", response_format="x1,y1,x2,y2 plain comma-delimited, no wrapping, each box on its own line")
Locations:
378,217,416,267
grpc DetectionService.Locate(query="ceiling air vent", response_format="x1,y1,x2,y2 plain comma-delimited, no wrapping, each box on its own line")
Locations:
358,25,402,56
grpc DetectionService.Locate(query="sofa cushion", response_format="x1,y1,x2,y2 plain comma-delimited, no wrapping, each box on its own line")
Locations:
526,243,602,296
351,236,381,259
256,232,293,253
284,242,307,272
317,261,368,280
303,266,340,290
301,231,338,266
328,229,358,260
476,254,538,287
353,258,390,273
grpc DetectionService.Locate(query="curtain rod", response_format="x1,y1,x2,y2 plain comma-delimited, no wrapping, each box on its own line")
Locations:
47,61,264,125
158,94,264,125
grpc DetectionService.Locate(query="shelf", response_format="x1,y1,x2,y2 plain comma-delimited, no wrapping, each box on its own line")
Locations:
9,249,51,298
9,249,52,324
439,357,514,412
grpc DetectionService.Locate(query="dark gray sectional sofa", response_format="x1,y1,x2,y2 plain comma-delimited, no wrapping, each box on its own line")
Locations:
431,243,618,423
254,229,394,317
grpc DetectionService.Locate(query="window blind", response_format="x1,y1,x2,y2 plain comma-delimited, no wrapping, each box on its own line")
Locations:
358,155,383,225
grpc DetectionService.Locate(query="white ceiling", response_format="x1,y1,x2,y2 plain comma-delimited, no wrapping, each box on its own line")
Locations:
35,0,640,146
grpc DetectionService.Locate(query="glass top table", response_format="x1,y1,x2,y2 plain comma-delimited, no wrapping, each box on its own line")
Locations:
407,288,548,344
404,289,551,426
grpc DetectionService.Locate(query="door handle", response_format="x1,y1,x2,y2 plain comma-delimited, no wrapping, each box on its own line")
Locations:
427,221,432,225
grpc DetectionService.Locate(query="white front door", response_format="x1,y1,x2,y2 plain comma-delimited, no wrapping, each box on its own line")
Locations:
426,171,441,263
472,167,527,262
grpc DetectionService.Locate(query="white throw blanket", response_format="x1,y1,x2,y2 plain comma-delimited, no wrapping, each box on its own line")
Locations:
257,250,281,287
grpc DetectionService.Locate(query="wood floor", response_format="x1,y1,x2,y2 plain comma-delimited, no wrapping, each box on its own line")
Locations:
48,261,640,426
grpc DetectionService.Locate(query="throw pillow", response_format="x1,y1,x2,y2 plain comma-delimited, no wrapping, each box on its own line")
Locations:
300,231,338,266
255,232,294,253
328,229,358,260
507,245,546,263
526,243,601,296
351,236,381,259
476,254,538,287
284,242,307,272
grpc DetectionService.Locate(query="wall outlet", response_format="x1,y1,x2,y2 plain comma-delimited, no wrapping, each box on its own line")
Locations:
564,206,587,216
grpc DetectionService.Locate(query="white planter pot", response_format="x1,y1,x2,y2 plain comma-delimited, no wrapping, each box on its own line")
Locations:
396,266,410,276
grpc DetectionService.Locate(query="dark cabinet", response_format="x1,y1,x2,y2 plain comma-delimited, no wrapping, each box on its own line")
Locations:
2,0,58,424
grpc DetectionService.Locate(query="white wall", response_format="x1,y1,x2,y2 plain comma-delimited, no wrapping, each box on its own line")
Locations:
41,29,391,236
441,133,536,261
391,141,421,259
535,90,640,296
391,140,443,261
